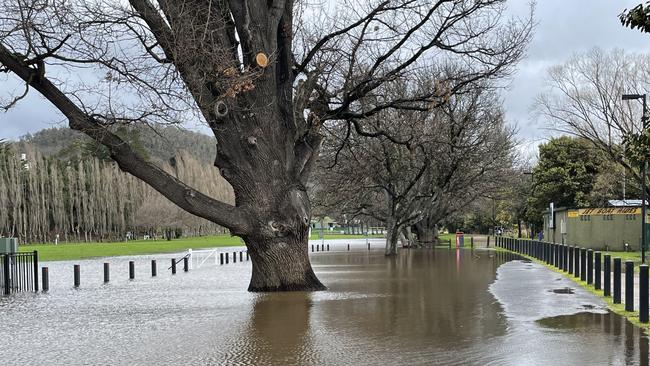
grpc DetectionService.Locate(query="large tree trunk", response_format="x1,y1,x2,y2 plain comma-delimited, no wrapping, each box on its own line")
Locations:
236,184,325,292
385,219,399,256
244,228,323,292
413,221,439,246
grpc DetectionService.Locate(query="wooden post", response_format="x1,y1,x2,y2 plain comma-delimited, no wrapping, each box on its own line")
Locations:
587,249,593,285
594,252,601,290
574,247,580,278
580,248,587,281
625,260,634,312
41,266,49,292
104,262,110,283
640,264,649,323
73,264,80,288
129,261,135,279
603,254,611,296
33,251,39,292
613,257,621,304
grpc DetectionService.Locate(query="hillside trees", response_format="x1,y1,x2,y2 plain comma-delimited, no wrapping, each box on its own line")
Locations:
0,0,532,291
0,144,233,243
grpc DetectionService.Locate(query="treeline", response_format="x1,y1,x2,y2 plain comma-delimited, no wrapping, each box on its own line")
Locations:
0,140,234,244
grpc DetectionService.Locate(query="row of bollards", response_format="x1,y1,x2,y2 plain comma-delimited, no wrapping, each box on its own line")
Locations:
53,250,250,290
495,236,649,324
219,251,249,265
310,244,333,252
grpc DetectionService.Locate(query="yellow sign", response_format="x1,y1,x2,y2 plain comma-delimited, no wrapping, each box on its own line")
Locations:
569,207,641,217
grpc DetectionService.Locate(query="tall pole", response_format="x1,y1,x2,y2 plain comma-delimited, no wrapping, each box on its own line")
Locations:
642,95,647,264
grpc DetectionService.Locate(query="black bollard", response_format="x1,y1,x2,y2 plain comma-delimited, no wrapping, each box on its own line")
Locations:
171,259,176,274
564,245,569,271
104,262,110,283
625,261,634,312
183,257,189,272
151,260,157,277
603,254,611,296
641,265,649,323
574,247,580,278
348,243,350,251
233,251,237,263
568,246,574,274
220,253,224,265
225,252,229,264
487,236,490,248
614,257,622,304
471,236,474,249
311,244,314,252
246,252,249,261
42,267,49,292
582,248,589,280
594,252,601,290
74,264,80,288
239,251,243,262
368,242,371,251
587,249,594,285
129,261,135,280
327,244,330,251
316,245,319,252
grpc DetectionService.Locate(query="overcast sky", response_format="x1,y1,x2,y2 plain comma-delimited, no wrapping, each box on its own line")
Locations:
1,0,650,158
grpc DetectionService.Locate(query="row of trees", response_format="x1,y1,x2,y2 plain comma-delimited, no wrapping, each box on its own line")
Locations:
0,143,233,243
313,84,516,254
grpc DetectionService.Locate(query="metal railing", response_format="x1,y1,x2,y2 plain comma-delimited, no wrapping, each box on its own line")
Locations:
1,251,39,295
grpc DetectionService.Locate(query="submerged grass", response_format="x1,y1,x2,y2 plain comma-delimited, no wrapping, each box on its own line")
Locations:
494,247,650,332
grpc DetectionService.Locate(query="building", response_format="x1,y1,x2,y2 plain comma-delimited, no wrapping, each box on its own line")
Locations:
543,203,649,251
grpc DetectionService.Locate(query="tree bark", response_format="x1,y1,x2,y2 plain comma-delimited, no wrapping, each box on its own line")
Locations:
245,227,324,292
413,221,439,246
385,219,399,256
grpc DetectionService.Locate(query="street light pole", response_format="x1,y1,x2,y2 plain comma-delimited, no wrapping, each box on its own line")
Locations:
622,93,647,264
642,95,647,265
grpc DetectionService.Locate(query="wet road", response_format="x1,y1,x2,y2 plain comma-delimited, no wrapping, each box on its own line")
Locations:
0,243,648,365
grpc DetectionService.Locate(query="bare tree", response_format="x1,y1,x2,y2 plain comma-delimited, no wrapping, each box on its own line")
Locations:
315,83,515,254
0,0,531,291
536,48,650,190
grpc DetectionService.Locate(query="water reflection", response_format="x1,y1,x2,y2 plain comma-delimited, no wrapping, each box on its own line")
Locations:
0,247,648,365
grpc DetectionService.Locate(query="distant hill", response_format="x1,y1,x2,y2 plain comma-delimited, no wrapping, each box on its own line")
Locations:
18,124,216,164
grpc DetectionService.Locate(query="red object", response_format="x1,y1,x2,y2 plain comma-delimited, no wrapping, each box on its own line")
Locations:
456,231,464,248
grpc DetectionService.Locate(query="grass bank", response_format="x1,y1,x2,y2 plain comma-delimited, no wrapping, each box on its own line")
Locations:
494,247,650,333
18,233,382,261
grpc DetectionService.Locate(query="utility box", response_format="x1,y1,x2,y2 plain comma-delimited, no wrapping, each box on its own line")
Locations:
0,238,18,254
456,231,464,248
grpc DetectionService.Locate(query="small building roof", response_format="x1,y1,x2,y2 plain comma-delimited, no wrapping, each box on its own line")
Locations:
607,199,648,207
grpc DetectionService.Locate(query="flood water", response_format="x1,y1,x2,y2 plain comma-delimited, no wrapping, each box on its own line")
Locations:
1,240,648,365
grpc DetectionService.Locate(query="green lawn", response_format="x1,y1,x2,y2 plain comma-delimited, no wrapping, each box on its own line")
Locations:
19,235,244,261
18,232,382,261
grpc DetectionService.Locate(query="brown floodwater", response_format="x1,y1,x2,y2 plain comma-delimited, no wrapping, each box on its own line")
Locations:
0,241,648,365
